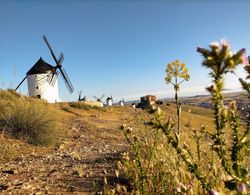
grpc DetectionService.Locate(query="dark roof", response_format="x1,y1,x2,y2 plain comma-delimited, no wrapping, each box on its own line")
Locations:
26,57,55,75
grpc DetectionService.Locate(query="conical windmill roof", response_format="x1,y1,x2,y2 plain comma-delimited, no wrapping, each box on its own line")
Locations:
26,57,55,75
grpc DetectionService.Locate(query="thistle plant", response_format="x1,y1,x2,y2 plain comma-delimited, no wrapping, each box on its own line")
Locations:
113,40,249,194
155,40,249,193
197,40,249,190
165,60,190,134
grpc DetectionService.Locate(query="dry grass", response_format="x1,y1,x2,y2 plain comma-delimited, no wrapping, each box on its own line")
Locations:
0,90,62,146
69,101,106,111
2,90,246,193
0,137,18,162
8,100,61,146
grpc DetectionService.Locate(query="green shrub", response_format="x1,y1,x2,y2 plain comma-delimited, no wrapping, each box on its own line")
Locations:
69,102,106,111
8,100,61,146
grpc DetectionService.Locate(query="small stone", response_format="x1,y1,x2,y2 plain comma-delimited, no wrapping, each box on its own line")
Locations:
2,169,16,174
0,184,8,190
13,179,22,186
59,144,66,150
64,162,73,168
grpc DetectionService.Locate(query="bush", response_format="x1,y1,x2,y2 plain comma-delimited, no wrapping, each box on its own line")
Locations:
8,100,61,146
69,102,106,111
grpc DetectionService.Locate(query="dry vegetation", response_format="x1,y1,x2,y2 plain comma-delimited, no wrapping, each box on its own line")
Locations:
0,88,227,194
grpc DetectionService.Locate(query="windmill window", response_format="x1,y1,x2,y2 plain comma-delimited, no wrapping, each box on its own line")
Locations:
35,75,37,77
37,95,41,99
36,86,38,89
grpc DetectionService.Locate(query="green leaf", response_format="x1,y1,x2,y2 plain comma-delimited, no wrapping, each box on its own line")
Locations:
239,167,248,178
245,140,250,149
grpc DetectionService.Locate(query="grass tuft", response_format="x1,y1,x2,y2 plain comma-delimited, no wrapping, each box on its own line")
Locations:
7,100,61,146
69,102,106,111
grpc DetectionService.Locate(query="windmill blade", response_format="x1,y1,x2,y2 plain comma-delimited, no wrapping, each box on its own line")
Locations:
58,52,64,65
48,53,63,85
15,76,27,91
93,95,98,100
78,90,82,100
58,67,74,94
43,35,59,65
100,94,105,100
49,71,58,86
47,68,57,85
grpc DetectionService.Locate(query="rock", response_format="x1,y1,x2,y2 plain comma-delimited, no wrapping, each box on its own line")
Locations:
21,183,34,191
73,135,80,139
69,151,81,160
12,179,22,186
64,162,73,168
2,169,18,174
59,144,66,150
0,184,8,190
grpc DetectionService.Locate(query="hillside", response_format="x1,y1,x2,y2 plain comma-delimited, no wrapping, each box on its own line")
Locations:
0,90,237,193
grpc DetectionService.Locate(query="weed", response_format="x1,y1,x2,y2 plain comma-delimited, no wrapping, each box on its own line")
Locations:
112,40,249,194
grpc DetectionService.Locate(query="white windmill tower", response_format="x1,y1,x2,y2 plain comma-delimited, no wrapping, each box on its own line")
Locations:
15,35,74,102
119,98,125,106
106,95,113,106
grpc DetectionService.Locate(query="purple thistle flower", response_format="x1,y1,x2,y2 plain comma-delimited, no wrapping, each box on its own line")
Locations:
237,183,247,194
210,189,220,195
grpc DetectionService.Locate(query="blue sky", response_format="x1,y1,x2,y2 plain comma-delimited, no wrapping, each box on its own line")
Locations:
1,0,250,102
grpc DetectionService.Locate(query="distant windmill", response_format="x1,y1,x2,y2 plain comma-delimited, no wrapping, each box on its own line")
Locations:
119,98,125,106
93,94,105,107
106,95,113,106
15,35,74,103
93,94,105,102
78,90,86,102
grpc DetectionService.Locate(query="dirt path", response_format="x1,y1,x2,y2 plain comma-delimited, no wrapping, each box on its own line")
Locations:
0,115,128,194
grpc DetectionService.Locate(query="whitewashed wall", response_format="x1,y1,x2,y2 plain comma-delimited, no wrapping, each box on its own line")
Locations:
27,72,61,103
106,99,112,106
119,101,124,106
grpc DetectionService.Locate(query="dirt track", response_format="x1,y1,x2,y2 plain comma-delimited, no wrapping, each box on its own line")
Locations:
0,107,135,194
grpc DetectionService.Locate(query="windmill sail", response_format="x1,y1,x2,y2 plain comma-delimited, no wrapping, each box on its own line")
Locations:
43,35,74,94
48,53,64,85
58,67,74,94
15,76,27,91
100,94,105,100
43,35,59,65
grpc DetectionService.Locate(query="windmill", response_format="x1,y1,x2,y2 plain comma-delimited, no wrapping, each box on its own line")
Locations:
78,90,86,102
93,94,105,107
15,35,74,103
119,98,125,106
106,95,113,106
93,94,105,102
